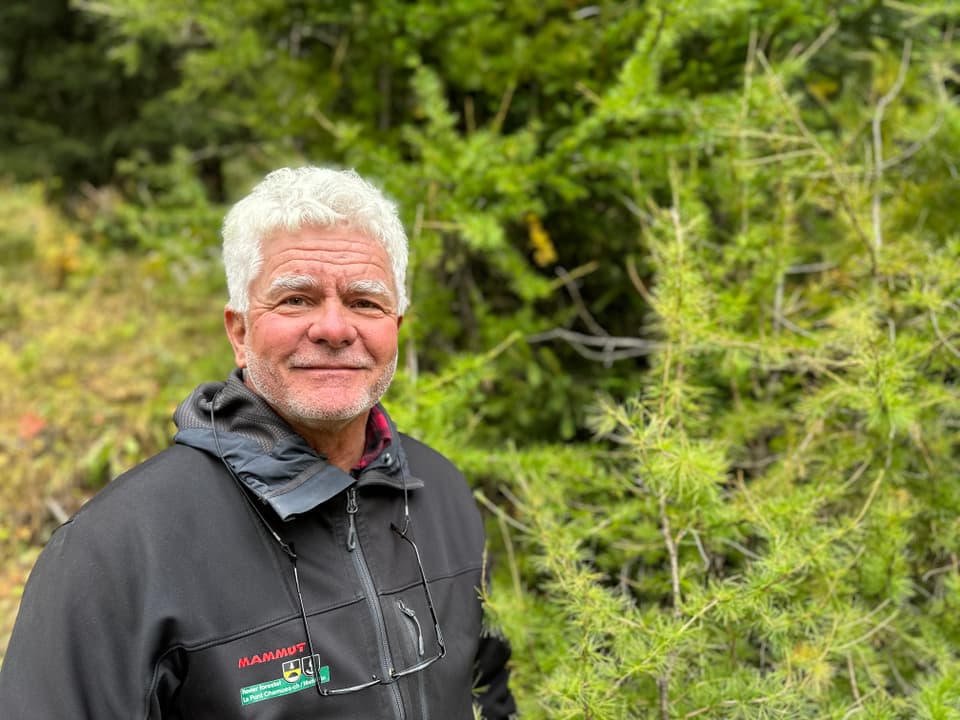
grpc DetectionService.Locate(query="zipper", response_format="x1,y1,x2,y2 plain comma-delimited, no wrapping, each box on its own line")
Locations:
346,488,359,551
397,599,425,657
346,486,405,720
398,599,430,719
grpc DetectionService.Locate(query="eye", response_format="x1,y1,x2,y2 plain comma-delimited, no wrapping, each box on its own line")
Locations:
281,295,308,307
352,299,383,310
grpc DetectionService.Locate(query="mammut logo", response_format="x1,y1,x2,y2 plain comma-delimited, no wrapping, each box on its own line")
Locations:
238,642,307,669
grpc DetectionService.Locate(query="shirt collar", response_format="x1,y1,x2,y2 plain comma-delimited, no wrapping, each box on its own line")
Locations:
353,405,393,473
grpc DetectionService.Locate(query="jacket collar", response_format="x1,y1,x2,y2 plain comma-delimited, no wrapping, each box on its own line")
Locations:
172,369,422,521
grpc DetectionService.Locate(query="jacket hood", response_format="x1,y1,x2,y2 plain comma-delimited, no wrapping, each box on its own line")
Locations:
172,369,420,520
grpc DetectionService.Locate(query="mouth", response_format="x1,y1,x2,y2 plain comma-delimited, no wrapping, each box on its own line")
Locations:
291,364,369,372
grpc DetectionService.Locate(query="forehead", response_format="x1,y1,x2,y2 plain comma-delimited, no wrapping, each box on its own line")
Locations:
257,226,392,283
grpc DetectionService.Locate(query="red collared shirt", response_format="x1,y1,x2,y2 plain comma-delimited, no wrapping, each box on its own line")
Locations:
352,405,392,472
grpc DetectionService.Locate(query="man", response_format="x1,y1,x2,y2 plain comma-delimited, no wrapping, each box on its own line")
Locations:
0,167,516,718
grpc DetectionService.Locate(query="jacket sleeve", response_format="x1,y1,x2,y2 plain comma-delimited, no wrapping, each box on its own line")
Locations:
0,519,178,719
473,630,517,720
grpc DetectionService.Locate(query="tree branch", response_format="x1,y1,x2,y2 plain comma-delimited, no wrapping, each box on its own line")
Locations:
930,310,960,359
872,39,912,253
658,494,682,720
556,266,608,337
526,328,660,365
756,51,877,273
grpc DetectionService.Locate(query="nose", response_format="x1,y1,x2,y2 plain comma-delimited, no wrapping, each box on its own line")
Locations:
305,302,358,347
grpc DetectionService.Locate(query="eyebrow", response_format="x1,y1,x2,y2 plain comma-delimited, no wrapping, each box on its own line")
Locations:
268,274,322,296
346,279,395,302
268,275,396,305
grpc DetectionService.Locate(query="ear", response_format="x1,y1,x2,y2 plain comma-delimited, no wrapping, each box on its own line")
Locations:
224,306,248,368
396,314,404,330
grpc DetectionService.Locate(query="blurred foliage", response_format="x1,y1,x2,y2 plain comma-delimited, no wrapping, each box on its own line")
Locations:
0,0,191,189
2,0,960,716
0,180,230,581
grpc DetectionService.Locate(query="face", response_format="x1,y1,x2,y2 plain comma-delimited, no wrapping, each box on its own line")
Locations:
225,226,402,435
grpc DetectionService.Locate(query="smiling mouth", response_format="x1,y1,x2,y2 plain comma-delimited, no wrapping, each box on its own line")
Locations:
292,365,368,371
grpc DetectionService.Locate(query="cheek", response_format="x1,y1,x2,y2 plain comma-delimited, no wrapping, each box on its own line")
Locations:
247,319,303,355
369,328,400,360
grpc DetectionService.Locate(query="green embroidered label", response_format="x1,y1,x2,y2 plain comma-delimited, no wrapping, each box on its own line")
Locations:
240,665,330,705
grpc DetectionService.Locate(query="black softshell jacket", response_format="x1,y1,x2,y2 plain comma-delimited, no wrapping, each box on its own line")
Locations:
0,371,515,719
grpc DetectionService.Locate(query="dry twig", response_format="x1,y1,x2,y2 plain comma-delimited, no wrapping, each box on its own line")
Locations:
871,39,913,253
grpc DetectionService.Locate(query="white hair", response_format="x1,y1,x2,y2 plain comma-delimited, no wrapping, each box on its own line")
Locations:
222,166,409,313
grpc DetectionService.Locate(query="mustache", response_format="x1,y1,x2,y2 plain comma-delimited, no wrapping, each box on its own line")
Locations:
287,352,374,369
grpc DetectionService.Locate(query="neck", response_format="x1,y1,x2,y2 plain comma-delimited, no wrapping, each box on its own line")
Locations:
293,412,369,473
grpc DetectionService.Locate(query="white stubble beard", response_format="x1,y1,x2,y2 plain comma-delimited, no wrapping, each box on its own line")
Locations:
243,348,398,430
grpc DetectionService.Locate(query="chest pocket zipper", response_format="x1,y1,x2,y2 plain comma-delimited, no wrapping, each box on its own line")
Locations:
397,598,429,719
397,599,425,657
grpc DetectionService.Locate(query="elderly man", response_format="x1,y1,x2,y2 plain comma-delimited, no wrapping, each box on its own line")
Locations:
0,167,516,718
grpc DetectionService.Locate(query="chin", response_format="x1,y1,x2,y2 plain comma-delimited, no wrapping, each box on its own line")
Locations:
287,397,377,426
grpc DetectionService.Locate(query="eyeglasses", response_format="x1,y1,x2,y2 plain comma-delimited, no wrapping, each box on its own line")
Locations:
291,503,446,697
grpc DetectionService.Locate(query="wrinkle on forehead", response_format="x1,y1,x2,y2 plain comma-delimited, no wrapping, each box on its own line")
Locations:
255,229,398,304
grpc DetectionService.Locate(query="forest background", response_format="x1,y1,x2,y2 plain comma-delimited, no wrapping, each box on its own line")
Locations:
1,1,959,718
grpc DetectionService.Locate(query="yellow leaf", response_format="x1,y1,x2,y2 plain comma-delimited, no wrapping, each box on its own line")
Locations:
525,213,558,267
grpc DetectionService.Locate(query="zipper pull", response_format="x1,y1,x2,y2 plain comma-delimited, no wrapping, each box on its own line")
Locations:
346,486,358,551
398,599,425,657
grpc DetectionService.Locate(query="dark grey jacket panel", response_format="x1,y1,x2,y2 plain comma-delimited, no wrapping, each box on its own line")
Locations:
0,393,513,718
